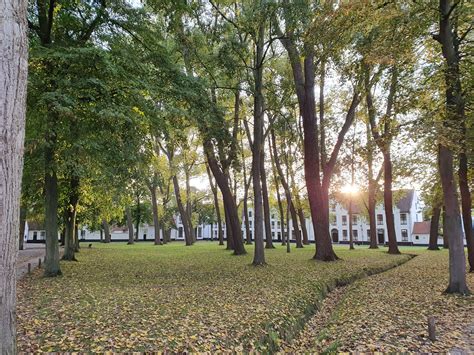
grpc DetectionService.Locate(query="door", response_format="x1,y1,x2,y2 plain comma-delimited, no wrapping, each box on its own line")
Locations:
377,229,385,244
331,229,339,243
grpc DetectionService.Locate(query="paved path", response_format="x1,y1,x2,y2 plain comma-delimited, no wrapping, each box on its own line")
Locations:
17,244,63,278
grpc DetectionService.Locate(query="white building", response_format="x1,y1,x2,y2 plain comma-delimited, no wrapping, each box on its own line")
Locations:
29,189,468,247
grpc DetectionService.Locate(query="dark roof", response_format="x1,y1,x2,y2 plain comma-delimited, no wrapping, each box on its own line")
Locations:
412,221,430,235
395,189,415,212
27,221,44,231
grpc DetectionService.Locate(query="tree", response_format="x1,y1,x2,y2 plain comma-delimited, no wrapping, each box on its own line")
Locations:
275,2,360,260
0,0,28,351
433,0,470,294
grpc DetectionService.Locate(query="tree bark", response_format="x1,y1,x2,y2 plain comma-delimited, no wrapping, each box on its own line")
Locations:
366,122,378,249
126,205,134,245
459,149,473,271
102,219,110,243
428,206,441,250
204,140,246,255
150,184,161,245
382,151,400,254
442,206,449,249
0,0,28,350
297,208,309,246
44,163,61,275
63,175,79,261
260,148,274,249
185,169,196,243
435,0,469,294
251,22,266,265
172,175,193,246
206,164,224,245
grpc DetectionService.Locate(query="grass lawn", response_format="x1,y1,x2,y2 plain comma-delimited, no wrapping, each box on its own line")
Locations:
17,242,411,352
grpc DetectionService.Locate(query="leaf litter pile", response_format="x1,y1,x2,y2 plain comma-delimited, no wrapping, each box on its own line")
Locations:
16,242,409,352
284,248,474,353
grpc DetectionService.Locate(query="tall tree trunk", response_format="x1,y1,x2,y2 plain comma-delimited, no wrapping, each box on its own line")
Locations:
206,165,224,245
382,151,400,254
172,175,192,246
224,204,234,250
126,205,134,245
204,142,245,254
442,206,449,249
150,184,161,245
63,175,79,261
348,199,354,250
19,204,26,250
435,0,469,294
297,208,308,246
251,22,266,265
0,1,28,349
44,165,61,275
459,151,473,271
428,206,441,250
260,149,274,249
102,219,111,243
366,123,378,249
74,223,79,252
134,193,141,242
368,187,378,249
185,169,195,244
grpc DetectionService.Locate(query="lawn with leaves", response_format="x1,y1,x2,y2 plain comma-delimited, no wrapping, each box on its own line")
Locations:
287,248,474,353
17,242,411,352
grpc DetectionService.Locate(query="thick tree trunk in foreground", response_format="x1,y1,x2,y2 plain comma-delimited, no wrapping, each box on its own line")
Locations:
126,205,134,245
150,184,161,245
102,219,110,243
0,1,28,350
436,0,469,294
428,206,441,250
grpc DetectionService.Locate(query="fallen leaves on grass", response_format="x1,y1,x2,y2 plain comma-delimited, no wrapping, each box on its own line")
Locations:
287,249,474,353
16,243,410,352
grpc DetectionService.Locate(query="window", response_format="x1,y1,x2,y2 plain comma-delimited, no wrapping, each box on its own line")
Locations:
377,214,383,225
271,221,275,228
415,235,419,240
342,215,347,226
330,214,337,225
353,230,358,241
342,230,348,241
214,230,217,237
367,229,370,239
272,232,275,238
271,214,275,219
198,227,202,238
352,214,358,224
40,231,45,237
401,229,408,242
178,227,183,238
277,221,281,226
249,211,252,217
400,213,407,225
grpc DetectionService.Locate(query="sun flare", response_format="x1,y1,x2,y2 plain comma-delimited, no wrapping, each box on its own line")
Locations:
341,184,359,194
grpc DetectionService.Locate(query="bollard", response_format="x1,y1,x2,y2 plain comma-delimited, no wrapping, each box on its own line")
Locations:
27,263,31,274
428,316,436,341
38,258,42,268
